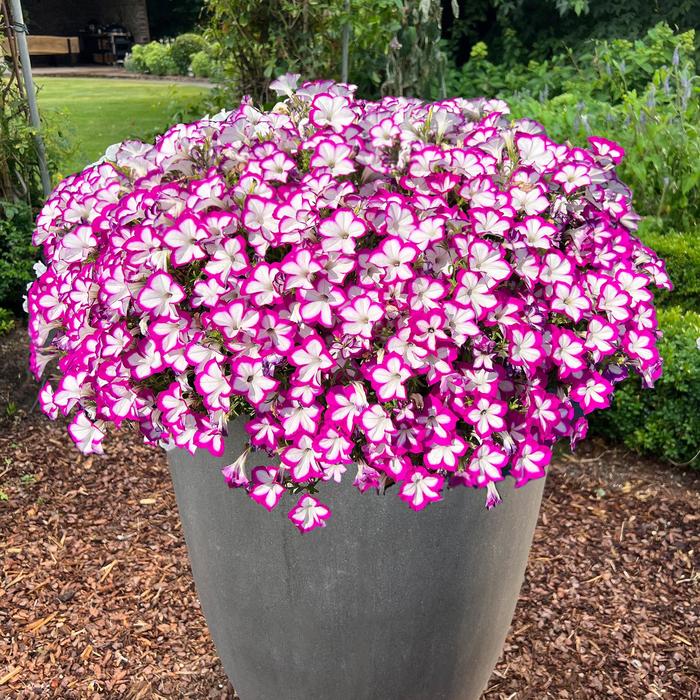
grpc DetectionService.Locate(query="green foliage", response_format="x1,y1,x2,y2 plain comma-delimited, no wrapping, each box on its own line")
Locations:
171,33,209,74
189,49,219,79
637,227,700,312
345,0,404,97
450,23,700,231
126,34,218,78
592,307,700,467
0,201,36,312
383,0,448,99
142,42,179,77
124,43,149,73
450,22,695,104
1,62,70,205
204,0,403,102
445,0,700,66
0,307,15,336
125,41,180,76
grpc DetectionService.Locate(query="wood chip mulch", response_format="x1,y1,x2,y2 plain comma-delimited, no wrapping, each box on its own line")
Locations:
0,326,698,699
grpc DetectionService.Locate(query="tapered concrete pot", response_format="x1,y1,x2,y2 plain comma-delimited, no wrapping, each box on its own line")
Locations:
168,418,544,700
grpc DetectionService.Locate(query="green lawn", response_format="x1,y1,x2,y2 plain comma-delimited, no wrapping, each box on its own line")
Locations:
36,78,210,175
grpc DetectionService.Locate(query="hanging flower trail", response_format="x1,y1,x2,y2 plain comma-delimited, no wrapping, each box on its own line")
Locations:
27,75,671,531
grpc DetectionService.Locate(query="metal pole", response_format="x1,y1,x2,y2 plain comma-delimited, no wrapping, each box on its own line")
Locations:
8,0,51,197
340,0,350,84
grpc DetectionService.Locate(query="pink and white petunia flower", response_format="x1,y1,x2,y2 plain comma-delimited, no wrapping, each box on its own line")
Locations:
585,316,618,359
310,140,355,177
298,280,346,327
195,359,232,412
570,372,614,414
398,468,444,511
288,495,332,533
508,326,544,370
309,94,356,130
326,383,368,433
367,354,411,401
281,249,322,291
550,282,591,322
249,466,285,511
68,412,106,454
231,359,278,405
340,295,384,338
552,163,591,194
318,209,366,254
468,240,511,284
137,272,185,318
465,397,508,438
281,434,324,482
588,136,625,164
597,281,632,323
510,439,551,487
466,442,508,487
289,335,334,385
39,382,59,420
361,404,395,443
551,328,586,378
221,448,251,488
204,236,250,282
370,238,419,283
424,436,468,472
240,263,282,306
163,214,208,267
60,225,97,263
622,329,659,365
515,216,557,249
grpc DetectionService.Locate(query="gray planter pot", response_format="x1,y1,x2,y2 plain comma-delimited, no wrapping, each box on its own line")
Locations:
168,419,544,700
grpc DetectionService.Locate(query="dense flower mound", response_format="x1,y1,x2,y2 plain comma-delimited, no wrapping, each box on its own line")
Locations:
27,76,671,531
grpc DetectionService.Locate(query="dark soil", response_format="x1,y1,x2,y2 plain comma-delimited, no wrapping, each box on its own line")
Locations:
0,326,698,698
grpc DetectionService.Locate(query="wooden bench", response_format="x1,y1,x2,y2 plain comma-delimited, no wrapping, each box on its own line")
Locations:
27,35,79,57
1,35,79,63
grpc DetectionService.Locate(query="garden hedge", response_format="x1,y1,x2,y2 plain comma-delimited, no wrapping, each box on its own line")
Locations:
592,306,700,467
638,227,700,313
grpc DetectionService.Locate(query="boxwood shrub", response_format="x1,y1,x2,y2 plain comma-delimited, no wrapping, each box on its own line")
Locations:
591,306,700,466
171,33,208,74
638,227,700,313
0,201,36,313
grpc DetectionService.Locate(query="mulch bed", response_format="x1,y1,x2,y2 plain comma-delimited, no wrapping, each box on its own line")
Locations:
1,325,698,699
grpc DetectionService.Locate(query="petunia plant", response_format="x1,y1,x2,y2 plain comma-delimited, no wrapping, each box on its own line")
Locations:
27,75,671,532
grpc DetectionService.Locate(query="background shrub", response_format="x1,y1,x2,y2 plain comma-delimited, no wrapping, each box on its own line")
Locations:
124,43,149,73
189,49,217,79
0,201,35,313
450,23,700,232
0,307,15,336
590,307,700,467
125,41,179,76
142,42,178,76
637,227,700,312
171,33,208,74
443,0,700,68
204,0,402,103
